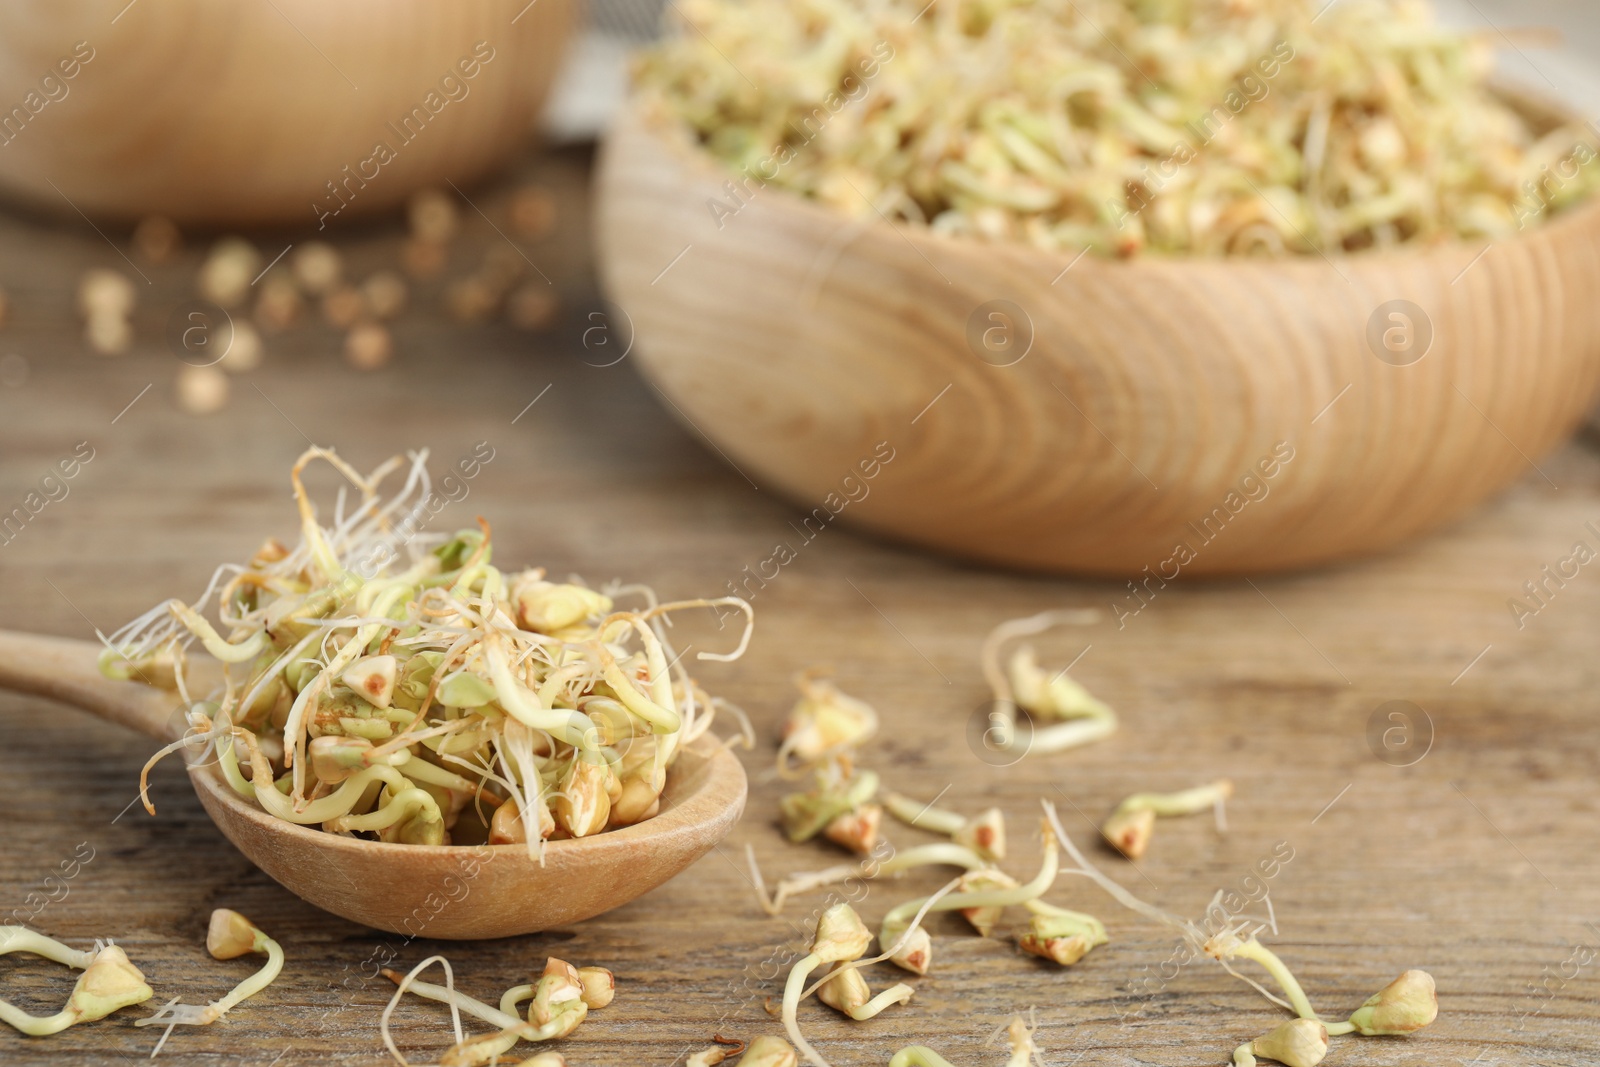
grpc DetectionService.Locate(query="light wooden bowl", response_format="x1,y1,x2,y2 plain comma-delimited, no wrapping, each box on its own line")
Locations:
188,732,747,940
596,98,1600,576
0,0,574,226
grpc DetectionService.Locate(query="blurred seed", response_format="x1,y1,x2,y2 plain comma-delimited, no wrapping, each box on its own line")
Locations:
254,274,303,333
199,237,261,308
479,244,526,291
219,320,263,373
408,189,458,244
402,238,448,280
176,364,229,413
292,241,343,296
345,322,393,370
361,271,407,320
322,286,366,330
85,312,132,356
133,216,182,264
508,184,556,240
506,283,559,331
445,277,499,322
78,269,136,319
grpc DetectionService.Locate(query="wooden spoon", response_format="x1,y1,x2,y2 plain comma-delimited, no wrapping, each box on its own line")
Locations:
0,630,748,939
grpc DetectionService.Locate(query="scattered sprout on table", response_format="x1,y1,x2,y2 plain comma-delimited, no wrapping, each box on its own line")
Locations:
1233,1017,1329,1067
884,791,1006,862
981,610,1115,758
1039,799,1439,1059
1100,778,1233,859
0,926,153,1036
889,1013,1041,1067
381,955,612,1067
135,908,285,1056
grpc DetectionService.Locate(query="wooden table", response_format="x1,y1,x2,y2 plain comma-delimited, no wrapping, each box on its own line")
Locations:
2,144,1597,1067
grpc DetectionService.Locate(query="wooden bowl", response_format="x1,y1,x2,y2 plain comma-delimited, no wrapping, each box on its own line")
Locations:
190,732,747,940
595,98,1600,576
0,0,574,226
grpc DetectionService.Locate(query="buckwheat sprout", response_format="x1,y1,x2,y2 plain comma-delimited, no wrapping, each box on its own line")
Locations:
777,671,880,777
110,447,750,851
1042,801,1438,1043
1233,1018,1329,1067
424,958,593,1066
742,1036,799,1067
1203,926,1316,1018
687,1036,745,1067
232,725,445,836
136,909,283,1057
639,0,1600,256
1017,906,1108,966
880,843,988,874
882,793,962,835
137,705,233,814
888,1016,1039,1067
380,956,466,1067
888,1049,955,1067
167,602,269,663
878,822,1059,947
785,887,958,1066
1042,802,1190,926
747,841,985,916
801,878,960,996
884,793,1007,861
1102,779,1234,860
979,611,1110,758
781,904,873,1067
0,929,153,1036
639,597,756,663
990,1014,1043,1067
709,696,757,752
814,962,913,1020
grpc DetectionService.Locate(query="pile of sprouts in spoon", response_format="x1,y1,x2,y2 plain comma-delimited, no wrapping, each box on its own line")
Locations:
100,447,752,855
637,0,1600,256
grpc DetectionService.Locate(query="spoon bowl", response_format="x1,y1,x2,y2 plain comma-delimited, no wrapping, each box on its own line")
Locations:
0,631,748,939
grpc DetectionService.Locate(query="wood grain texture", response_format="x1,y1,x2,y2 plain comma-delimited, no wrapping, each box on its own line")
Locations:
0,146,1598,1066
0,0,574,225
595,99,1600,576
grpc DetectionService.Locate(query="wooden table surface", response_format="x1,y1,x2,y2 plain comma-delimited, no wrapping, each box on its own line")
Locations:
2,144,1598,1067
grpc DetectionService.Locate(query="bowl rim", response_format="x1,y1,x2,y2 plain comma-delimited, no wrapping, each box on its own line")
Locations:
615,87,1600,274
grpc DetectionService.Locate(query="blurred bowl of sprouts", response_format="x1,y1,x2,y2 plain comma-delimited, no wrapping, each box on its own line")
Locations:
596,0,1600,575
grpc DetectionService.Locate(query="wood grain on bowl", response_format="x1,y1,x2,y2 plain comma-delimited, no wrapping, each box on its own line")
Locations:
0,0,574,225
596,99,1600,576
189,734,747,940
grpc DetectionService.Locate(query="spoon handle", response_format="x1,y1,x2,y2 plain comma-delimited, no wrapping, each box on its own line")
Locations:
0,630,179,740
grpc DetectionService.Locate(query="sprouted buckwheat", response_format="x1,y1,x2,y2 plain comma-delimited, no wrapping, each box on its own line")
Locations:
101,447,754,858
